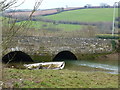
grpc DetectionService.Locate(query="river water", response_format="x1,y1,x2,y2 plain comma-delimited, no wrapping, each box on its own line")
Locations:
64,59,118,74
4,58,118,74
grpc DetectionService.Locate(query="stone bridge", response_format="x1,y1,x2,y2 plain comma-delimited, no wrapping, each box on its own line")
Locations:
2,36,113,63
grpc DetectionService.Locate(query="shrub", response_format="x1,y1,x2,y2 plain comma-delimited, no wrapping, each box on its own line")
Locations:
111,40,117,50
96,34,120,39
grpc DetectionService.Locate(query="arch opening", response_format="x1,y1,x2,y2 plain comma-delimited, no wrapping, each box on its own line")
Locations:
2,51,34,63
53,51,77,61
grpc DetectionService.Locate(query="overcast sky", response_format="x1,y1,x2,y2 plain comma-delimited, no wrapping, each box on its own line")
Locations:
11,0,120,9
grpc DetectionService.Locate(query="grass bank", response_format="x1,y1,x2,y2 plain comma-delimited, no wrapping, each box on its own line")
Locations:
76,52,114,60
3,68,118,88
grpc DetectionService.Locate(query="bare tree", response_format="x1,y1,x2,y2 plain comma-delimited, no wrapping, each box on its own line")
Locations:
1,0,43,55
0,1,43,87
100,3,110,8
0,0,17,11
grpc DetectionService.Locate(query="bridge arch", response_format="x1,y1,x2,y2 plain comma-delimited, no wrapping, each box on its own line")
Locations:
2,51,33,63
53,51,77,61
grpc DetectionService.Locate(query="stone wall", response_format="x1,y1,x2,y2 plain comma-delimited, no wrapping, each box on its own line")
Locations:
5,36,112,55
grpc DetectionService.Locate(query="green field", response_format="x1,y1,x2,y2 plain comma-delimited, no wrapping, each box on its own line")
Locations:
16,21,83,31
44,8,118,22
6,8,118,32
3,8,119,33
0,16,3,19
3,68,118,88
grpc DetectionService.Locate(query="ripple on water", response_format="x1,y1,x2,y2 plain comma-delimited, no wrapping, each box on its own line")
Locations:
64,60,118,74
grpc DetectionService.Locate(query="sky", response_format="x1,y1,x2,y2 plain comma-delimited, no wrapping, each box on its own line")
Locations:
10,0,120,9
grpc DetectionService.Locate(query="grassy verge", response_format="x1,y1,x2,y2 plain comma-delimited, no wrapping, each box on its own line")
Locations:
76,52,114,60
3,68,118,88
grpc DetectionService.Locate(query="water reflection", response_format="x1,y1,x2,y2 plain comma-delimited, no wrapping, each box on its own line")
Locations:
64,60,118,74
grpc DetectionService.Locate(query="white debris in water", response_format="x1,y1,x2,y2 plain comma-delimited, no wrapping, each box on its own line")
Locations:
0,81,3,89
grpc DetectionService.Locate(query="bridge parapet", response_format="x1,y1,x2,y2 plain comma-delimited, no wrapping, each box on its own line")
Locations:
4,36,113,54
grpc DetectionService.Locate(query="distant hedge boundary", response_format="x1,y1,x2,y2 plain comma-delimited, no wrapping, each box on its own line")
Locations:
6,15,113,27
96,34,120,39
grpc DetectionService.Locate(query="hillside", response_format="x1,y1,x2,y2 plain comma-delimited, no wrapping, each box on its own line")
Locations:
44,8,118,22
3,8,119,35
5,8,118,22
